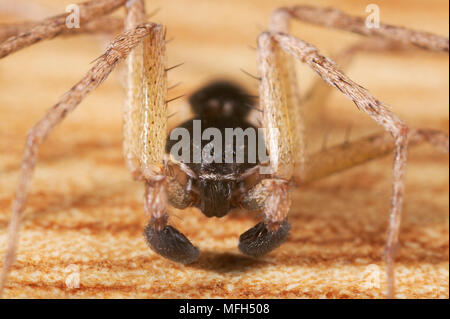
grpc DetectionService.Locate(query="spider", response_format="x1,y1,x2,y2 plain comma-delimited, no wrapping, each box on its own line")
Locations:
0,0,448,298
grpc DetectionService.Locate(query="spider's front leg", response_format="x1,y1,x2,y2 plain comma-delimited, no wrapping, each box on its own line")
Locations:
124,0,199,264
237,28,298,257
260,28,448,297
266,6,449,298
0,22,158,296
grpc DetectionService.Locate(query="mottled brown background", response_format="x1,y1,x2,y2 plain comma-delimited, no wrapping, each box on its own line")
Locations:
0,0,448,298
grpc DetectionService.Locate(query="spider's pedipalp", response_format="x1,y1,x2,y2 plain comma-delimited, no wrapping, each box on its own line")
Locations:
239,220,291,257
238,178,291,256
165,161,198,209
143,181,199,265
144,224,200,265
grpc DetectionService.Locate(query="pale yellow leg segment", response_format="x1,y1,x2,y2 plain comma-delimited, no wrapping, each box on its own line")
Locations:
257,33,294,180
123,0,147,179
297,129,449,185
123,0,167,181
246,32,295,231
269,10,305,176
138,28,167,179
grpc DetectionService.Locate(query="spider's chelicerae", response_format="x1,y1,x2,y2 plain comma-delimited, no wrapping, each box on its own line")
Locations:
0,0,448,298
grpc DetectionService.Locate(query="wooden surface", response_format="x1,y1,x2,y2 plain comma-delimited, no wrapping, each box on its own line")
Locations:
0,0,448,298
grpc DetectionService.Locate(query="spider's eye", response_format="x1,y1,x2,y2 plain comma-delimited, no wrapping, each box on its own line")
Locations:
207,99,220,109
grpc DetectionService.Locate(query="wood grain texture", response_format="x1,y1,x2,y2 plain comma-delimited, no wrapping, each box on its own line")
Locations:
0,0,448,298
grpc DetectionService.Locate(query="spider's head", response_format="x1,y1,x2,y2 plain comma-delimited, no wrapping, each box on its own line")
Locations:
165,100,263,219
188,80,254,119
